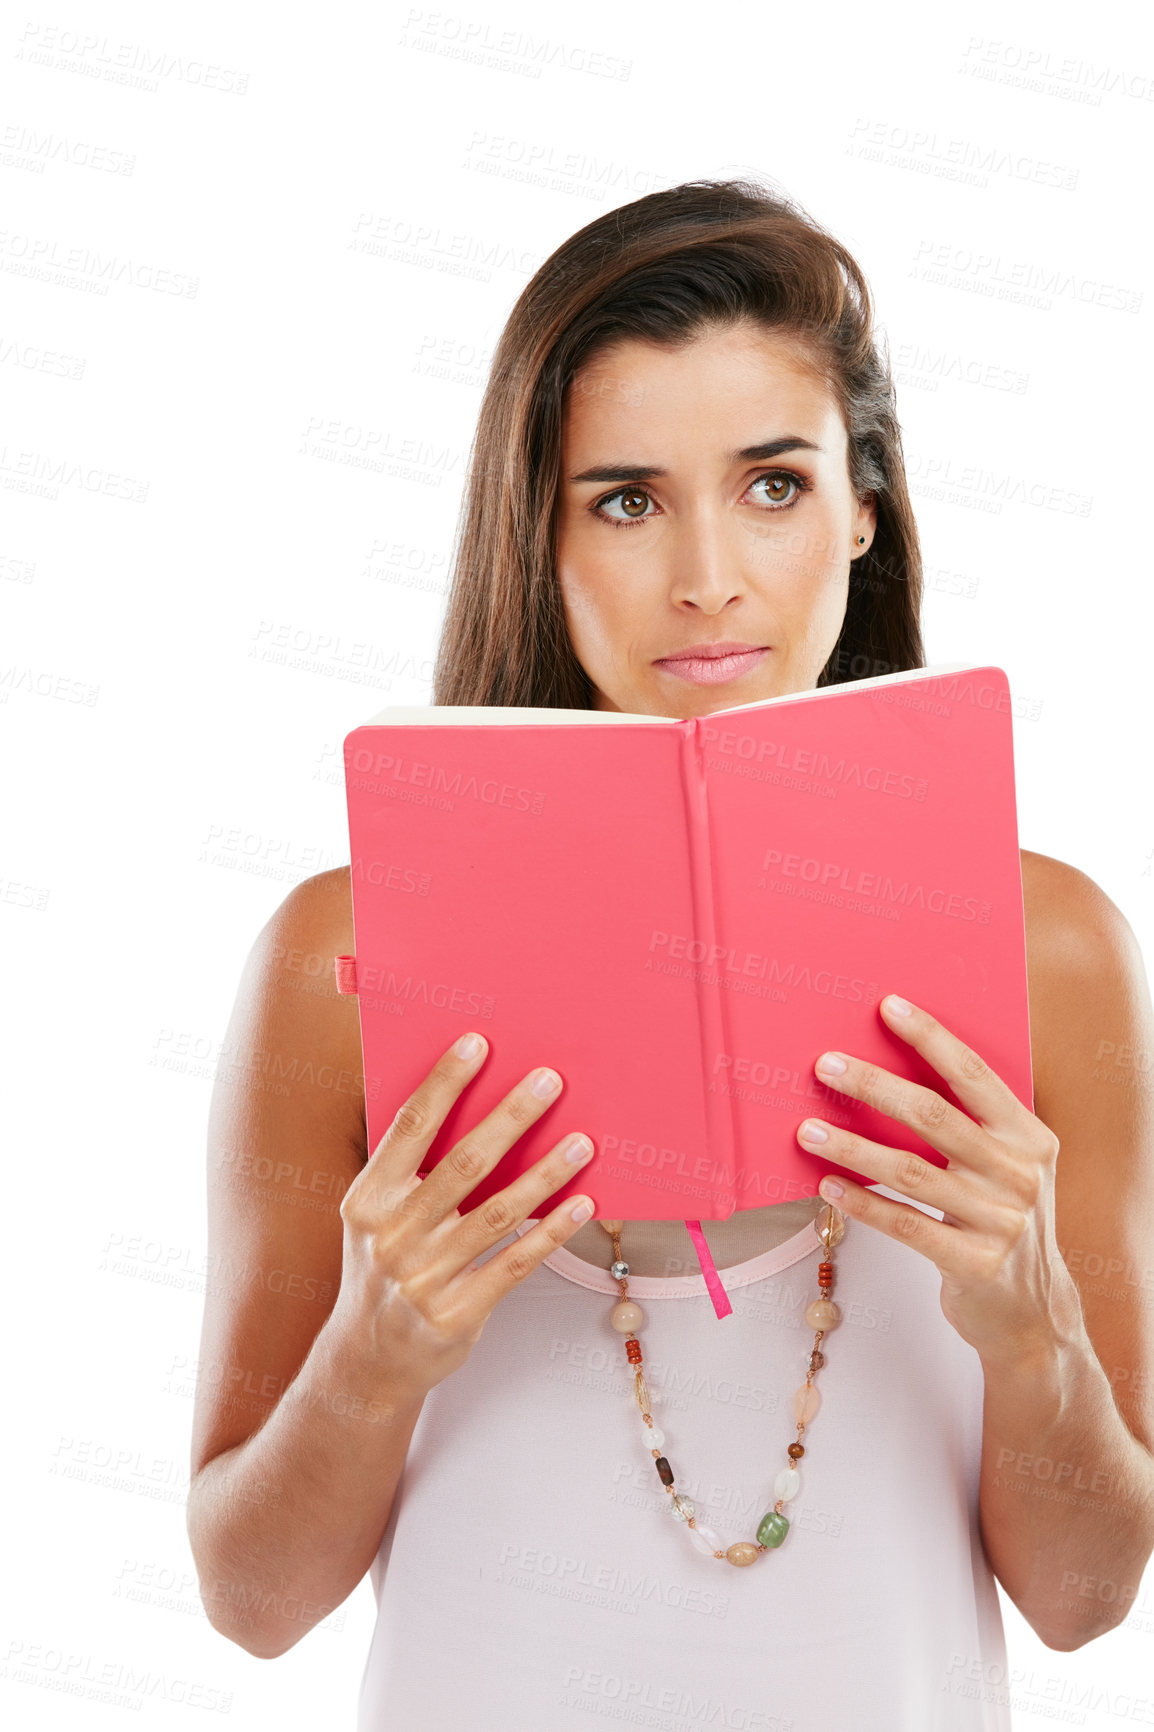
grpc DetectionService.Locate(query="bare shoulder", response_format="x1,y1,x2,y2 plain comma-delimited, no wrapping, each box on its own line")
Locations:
1019,848,1142,974
1018,848,1151,1102
229,863,366,1159
286,857,360,1056
272,863,356,973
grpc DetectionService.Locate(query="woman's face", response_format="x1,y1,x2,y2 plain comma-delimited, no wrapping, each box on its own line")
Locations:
555,319,877,717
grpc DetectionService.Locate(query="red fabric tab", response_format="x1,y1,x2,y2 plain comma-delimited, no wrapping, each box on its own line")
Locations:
334,955,358,995
683,1220,732,1319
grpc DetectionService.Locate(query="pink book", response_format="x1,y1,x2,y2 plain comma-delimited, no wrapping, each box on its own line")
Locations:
336,664,1032,1316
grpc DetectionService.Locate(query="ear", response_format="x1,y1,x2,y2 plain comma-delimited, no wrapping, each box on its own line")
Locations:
852,492,878,557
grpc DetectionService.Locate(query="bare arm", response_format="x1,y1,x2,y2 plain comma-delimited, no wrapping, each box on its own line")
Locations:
975,853,1154,1648
188,1311,429,1658
186,869,598,1658
187,869,410,1657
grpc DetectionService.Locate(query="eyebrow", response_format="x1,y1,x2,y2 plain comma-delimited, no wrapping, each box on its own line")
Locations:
567,435,824,485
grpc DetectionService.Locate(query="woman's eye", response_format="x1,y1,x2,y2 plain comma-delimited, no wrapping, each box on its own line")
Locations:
596,487,655,525
749,471,803,508
593,471,806,527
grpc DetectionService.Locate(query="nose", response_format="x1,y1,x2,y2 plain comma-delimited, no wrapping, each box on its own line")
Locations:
666,507,749,613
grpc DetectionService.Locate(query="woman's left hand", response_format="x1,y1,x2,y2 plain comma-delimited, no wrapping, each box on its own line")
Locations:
795,992,1087,1369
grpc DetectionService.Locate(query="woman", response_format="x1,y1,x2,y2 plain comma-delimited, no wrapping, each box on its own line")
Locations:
187,180,1154,1728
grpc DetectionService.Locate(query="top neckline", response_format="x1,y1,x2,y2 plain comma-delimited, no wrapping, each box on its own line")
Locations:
513,1216,825,1299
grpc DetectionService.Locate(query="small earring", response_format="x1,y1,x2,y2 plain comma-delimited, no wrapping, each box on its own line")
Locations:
856,535,866,545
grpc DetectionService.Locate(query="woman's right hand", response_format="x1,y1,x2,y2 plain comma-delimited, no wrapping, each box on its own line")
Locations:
328,1032,598,1399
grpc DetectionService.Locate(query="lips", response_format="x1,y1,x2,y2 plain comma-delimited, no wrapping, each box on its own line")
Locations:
657,640,767,662
654,642,771,686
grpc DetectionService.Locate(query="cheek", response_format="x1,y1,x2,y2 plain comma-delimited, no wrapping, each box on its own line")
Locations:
745,511,848,615
562,577,634,661
555,557,617,658
557,527,646,639
556,512,605,601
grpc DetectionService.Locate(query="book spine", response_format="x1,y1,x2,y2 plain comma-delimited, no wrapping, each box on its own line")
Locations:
677,718,738,1216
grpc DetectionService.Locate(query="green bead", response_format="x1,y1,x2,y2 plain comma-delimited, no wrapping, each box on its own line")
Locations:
756,1510,790,1548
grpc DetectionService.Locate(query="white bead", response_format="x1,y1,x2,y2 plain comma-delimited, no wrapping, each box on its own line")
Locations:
610,1299,645,1333
643,1422,665,1450
774,1467,801,1502
806,1298,840,1332
670,1494,695,1522
687,1522,721,1554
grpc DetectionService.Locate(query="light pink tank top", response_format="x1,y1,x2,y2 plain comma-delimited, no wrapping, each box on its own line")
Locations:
357,1200,1010,1730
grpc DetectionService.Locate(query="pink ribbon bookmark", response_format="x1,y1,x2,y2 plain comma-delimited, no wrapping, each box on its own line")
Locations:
683,1220,733,1319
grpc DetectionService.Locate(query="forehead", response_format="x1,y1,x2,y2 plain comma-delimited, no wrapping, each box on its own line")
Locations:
562,322,842,456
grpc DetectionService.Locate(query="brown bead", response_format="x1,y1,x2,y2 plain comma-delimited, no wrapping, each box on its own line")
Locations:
787,1443,805,1460
819,1262,834,1278
809,1350,825,1372
625,1339,643,1363
654,1455,674,1487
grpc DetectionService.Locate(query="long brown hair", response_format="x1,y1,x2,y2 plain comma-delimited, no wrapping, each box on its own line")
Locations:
433,176,924,708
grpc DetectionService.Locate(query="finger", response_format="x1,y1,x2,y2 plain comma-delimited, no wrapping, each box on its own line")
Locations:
403,1062,571,1230
812,1045,997,1174
355,1031,491,1210
811,1176,967,1276
796,1118,1005,1233
433,1129,597,1280
454,1188,597,1316
878,994,1032,1140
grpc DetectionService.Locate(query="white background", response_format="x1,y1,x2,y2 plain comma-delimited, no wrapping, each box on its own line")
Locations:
3,0,1153,1725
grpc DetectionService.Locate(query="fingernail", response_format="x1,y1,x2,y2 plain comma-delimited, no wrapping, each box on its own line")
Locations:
454,1032,485,1060
570,1199,594,1222
564,1134,593,1164
798,1120,828,1144
820,1178,844,1199
883,995,913,1017
816,1052,847,1077
531,1067,562,1099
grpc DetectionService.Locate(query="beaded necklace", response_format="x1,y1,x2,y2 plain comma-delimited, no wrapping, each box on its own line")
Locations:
601,1201,847,1568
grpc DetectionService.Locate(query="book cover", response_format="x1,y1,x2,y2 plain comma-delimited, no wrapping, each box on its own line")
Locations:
338,663,1032,1223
